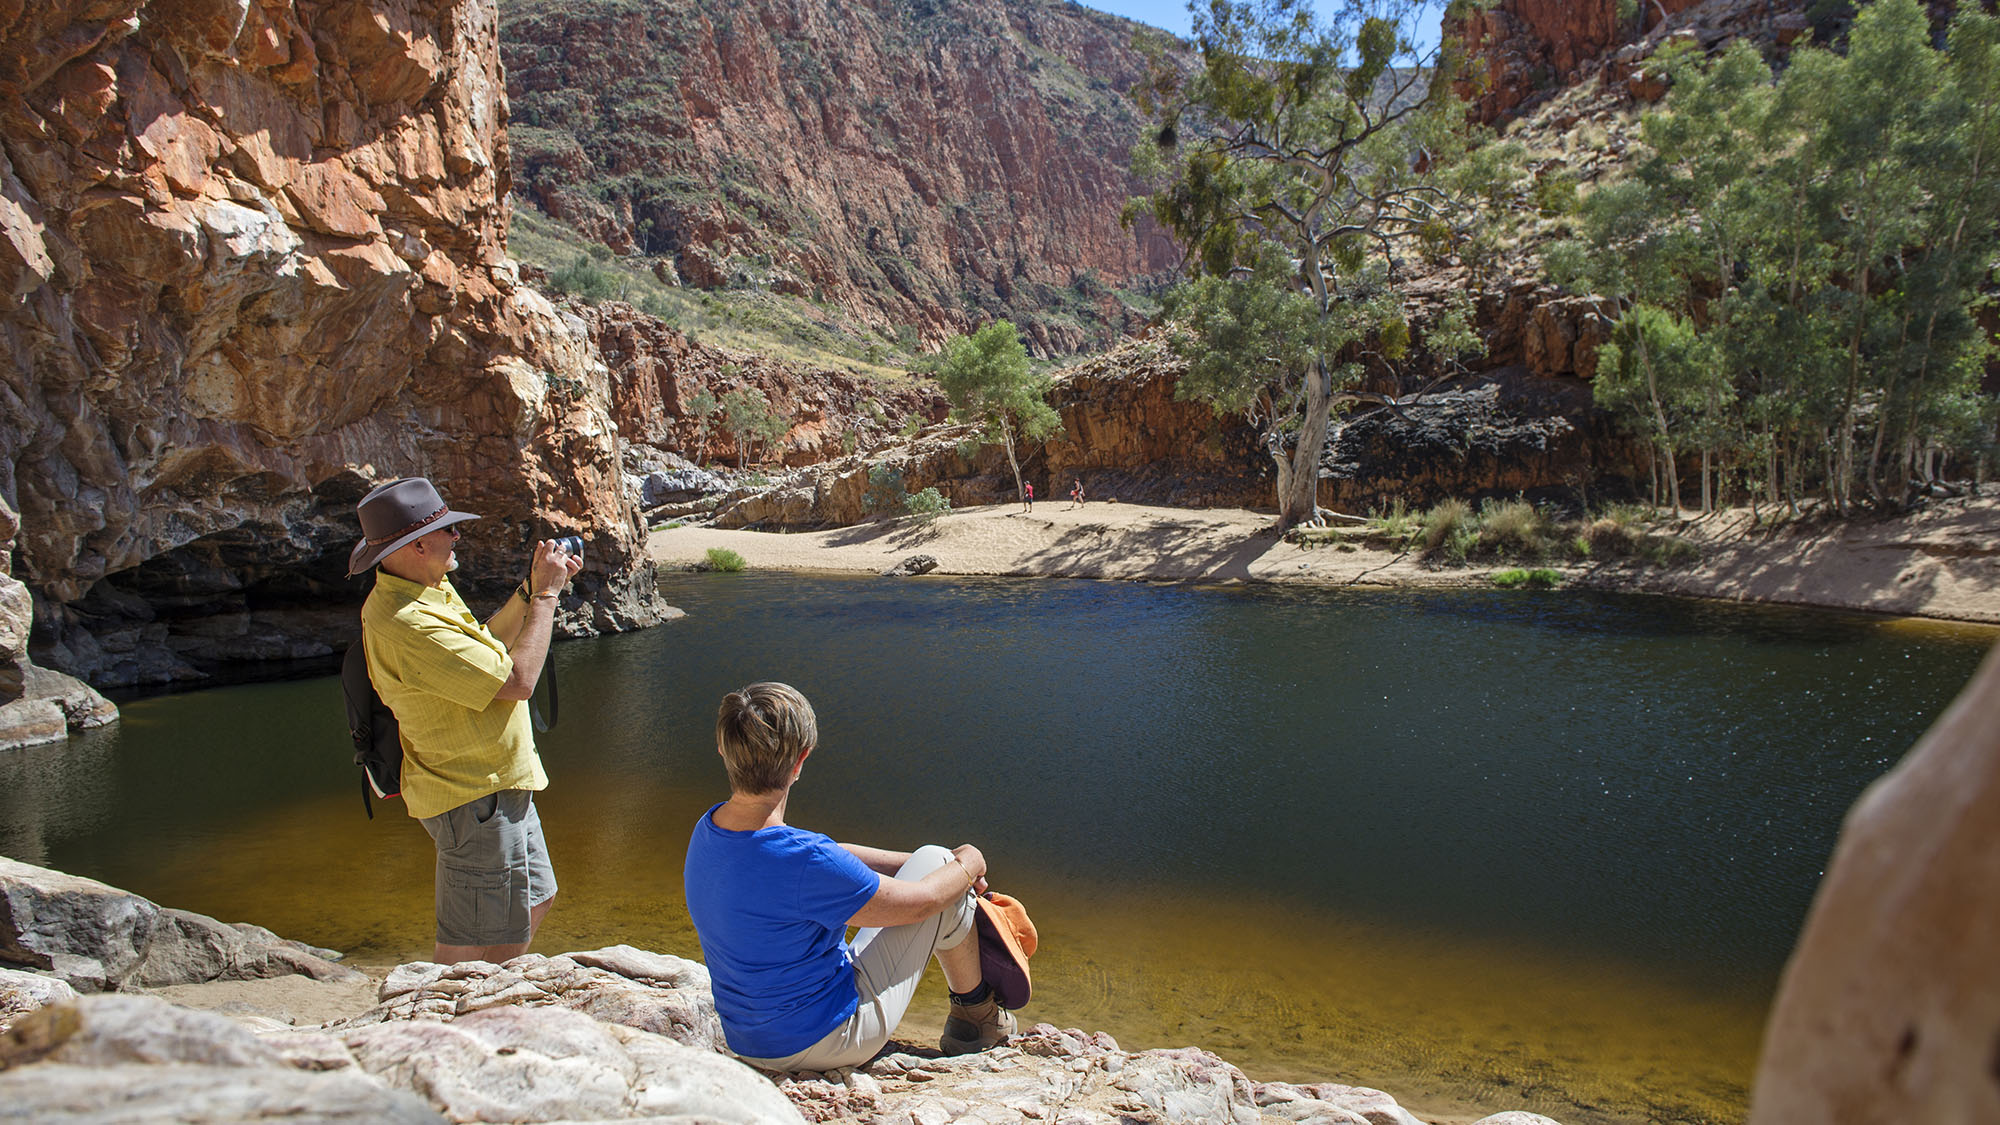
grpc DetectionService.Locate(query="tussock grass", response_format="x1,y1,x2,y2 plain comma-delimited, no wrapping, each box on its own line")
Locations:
702,547,747,572
1490,567,1562,589
1369,496,1700,570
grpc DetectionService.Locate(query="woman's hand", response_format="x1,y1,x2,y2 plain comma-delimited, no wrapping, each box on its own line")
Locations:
952,844,988,894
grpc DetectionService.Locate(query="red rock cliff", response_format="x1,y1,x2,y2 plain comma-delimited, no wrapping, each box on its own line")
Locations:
0,0,665,687
500,0,1181,356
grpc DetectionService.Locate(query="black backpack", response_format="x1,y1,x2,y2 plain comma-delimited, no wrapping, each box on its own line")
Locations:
340,637,560,819
341,641,403,819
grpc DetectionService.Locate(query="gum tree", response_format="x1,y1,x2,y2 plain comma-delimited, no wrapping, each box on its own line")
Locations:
935,320,1060,505
1132,0,1480,531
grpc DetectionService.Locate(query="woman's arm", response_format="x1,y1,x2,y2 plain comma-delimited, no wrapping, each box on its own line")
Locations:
846,844,985,928
839,843,913,875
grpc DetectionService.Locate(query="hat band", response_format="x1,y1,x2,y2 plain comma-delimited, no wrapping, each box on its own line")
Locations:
366,504,451,546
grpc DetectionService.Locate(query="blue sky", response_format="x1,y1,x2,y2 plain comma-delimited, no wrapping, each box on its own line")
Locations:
1075,1,1445,52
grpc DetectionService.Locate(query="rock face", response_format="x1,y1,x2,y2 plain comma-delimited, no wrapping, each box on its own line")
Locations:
500,0,1179,355
712,337,1644,527
0,553,115,748
1748,642,2000,1124
1447,0,1711,123
0,1,668,689
0,857,361,993
586,302,945,469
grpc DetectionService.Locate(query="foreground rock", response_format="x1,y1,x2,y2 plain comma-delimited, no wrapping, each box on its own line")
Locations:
1749,641,2000,1123
0,857,360,993
1,940,1559,1125
0,567,115,751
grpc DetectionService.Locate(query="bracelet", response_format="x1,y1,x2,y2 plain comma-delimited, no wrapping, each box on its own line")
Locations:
947,854,974,891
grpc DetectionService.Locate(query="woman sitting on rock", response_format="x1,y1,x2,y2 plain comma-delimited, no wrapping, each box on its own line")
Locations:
683,682,1014,1070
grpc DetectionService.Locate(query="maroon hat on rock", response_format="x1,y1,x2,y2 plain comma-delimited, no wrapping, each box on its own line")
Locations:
346,477,481,577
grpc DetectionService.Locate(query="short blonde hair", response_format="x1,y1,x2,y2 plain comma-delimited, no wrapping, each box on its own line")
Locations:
715,682,818,794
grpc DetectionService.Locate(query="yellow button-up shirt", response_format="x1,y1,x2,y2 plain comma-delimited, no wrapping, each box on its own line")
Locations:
361,570,546,820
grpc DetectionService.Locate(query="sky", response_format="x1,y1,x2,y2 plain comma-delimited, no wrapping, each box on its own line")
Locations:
1075,1,1446,52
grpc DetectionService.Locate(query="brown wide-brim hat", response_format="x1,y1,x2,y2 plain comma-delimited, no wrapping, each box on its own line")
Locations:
974,891,1038,1010
346,477,481,577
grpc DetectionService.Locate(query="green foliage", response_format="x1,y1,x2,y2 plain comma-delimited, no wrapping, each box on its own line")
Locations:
1489,567,1562,589
703,547,747,573
718,386,788,467
1563,0,2000,514
1132,0,1489,529
550,255,618,301
1421,498,1472,557
1475,498,1556,558
936,320,1061,500
906,487,951,524
864,464,907,516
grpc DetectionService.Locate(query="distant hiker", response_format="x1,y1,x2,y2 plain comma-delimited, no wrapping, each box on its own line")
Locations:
1069,478,1084,509
347,477,580,965
1022,482,1034,513
685,682,1018,1070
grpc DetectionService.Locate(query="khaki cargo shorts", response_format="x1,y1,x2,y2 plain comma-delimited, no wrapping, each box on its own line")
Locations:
419,789,556,946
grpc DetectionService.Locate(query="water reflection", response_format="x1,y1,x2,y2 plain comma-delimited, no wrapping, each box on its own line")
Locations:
8,574,1992,1125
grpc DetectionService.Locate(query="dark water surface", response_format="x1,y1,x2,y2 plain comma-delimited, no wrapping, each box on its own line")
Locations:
4,574,1992,1124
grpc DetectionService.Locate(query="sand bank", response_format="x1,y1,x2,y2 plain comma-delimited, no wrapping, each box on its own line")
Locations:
647,497,2000,627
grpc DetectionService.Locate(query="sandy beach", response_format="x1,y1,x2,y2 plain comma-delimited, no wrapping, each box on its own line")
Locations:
648,497,2000,627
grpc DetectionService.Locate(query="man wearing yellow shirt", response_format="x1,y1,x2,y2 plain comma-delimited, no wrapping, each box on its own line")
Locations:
346,477,581,965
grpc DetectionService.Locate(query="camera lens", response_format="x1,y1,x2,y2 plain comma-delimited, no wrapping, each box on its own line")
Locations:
555,535,584,560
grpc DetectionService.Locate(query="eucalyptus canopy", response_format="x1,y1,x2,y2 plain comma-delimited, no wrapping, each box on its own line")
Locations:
1132,0,1481,530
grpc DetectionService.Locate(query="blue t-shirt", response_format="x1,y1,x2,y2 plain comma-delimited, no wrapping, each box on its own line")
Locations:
683,805,881,1058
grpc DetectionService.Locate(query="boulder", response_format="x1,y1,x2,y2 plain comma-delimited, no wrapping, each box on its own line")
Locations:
1748,642,2000,1123
344,1005,803,1124
882,555,938,577
0,966,76,1030
0,995,443,1122
0,857,362,992
347,947,725,1053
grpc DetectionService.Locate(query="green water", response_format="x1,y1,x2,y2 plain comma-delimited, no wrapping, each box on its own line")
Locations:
3,574,1992,1124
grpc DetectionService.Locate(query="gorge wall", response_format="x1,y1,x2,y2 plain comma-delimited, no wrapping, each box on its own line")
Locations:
0,0,670,689
499,0,1181,357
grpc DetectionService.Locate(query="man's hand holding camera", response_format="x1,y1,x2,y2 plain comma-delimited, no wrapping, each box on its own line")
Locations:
529,538,584,601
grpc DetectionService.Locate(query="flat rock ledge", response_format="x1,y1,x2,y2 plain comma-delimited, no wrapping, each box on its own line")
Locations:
0,857,1560,1123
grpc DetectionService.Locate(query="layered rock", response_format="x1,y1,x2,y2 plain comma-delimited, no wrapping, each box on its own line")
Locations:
711,336,1644,528
584,301,945,469
500,0,1180,356
1447,0,1712,123
0,857,361,993
0,555,115,749
0,1,668,689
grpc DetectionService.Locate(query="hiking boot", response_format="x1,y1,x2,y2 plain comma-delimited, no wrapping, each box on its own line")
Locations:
939,995,1017,1055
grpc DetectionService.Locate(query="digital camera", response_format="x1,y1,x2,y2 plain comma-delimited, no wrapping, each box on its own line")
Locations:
553,535,584,561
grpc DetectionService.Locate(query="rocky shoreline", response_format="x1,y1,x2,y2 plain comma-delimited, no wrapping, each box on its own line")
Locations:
0,857,1558,1125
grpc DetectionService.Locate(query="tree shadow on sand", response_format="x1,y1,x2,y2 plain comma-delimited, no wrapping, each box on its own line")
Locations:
1017,515,1280,581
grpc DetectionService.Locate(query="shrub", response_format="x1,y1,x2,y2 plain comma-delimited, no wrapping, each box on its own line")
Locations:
550,254,617,301
703,547,746,572
1491,567,1562,589
906,487,951,524
1368,498,1421,546
1421,498,1471,556
1476,498,1554,558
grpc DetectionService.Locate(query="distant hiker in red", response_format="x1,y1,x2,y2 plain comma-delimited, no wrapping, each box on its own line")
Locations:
1069,479,1083,509
1022,483,1033,513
